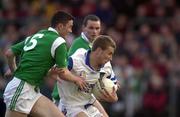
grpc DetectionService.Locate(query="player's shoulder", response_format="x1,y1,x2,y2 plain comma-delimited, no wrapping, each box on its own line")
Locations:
39,28,59,38
74,36,83,40
71,48,87,58
72,36,85,44
70,49,87,64
69,48,87,68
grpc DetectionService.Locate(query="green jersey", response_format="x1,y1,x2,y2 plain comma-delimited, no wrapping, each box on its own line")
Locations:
12,27,67,86
52,32,91,100
68,35,91,56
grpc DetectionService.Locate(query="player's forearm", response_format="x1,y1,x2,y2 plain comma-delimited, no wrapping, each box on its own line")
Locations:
8,58,17,72
57,68,78,83
93,100,109,117
5,49,17,72
55,67,86,90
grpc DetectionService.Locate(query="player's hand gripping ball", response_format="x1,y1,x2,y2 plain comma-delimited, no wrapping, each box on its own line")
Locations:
92,72,118,98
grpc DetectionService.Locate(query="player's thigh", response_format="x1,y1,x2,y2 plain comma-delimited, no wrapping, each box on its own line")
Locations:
5,110,27,117
30,95,64,117
75,112,89,117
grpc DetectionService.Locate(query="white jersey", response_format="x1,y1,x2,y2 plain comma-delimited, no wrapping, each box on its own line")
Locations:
58,49,116,107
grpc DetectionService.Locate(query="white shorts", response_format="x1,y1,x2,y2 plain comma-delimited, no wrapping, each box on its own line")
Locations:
59,102,103,117
3,77,42,114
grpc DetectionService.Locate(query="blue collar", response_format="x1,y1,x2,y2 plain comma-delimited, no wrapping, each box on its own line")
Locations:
85,50,94,70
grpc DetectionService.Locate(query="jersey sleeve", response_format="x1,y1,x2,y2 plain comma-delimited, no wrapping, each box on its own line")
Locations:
55,43,68,68
68,57,73,71
11,41,25,56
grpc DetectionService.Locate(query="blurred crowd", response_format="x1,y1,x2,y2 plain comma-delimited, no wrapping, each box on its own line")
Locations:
0,0,180,117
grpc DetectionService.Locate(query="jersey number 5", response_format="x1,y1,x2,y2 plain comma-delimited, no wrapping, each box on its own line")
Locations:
23,34,44,51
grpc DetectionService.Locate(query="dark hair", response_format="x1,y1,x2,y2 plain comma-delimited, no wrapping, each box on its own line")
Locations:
51,11,74,28
83,15,100,26
92,35,116,51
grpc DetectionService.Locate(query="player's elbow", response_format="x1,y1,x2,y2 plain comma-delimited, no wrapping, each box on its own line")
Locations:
112,96,118,102
5,48,14,58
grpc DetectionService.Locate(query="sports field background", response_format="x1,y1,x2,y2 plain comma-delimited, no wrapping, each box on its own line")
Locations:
0,0,180,117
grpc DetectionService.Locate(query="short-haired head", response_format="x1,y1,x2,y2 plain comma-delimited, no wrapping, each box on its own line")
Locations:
51,11,74,28
92,35,116,51
83,15,100,26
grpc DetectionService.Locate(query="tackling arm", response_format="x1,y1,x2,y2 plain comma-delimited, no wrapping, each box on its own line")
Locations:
5,48,17,73
53,67,87,91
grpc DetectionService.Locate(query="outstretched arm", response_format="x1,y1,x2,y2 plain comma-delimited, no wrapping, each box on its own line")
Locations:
52,67,87,90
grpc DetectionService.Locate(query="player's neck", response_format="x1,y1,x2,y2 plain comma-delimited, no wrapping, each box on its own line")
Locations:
55,27,66,38
89,53,100,71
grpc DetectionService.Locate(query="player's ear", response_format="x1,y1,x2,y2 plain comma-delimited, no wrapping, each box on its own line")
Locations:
95,47,100,51
57,23,63,30
94,47,102,57
96,47,103,53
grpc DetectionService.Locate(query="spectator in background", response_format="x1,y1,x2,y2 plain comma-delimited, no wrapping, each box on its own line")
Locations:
0,75,6,117
95,0,114,25
143,71,168,117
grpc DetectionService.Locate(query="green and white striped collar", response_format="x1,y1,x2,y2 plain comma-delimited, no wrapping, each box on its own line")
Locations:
48,27,59,35
81,32,90,43
81,32,92,48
